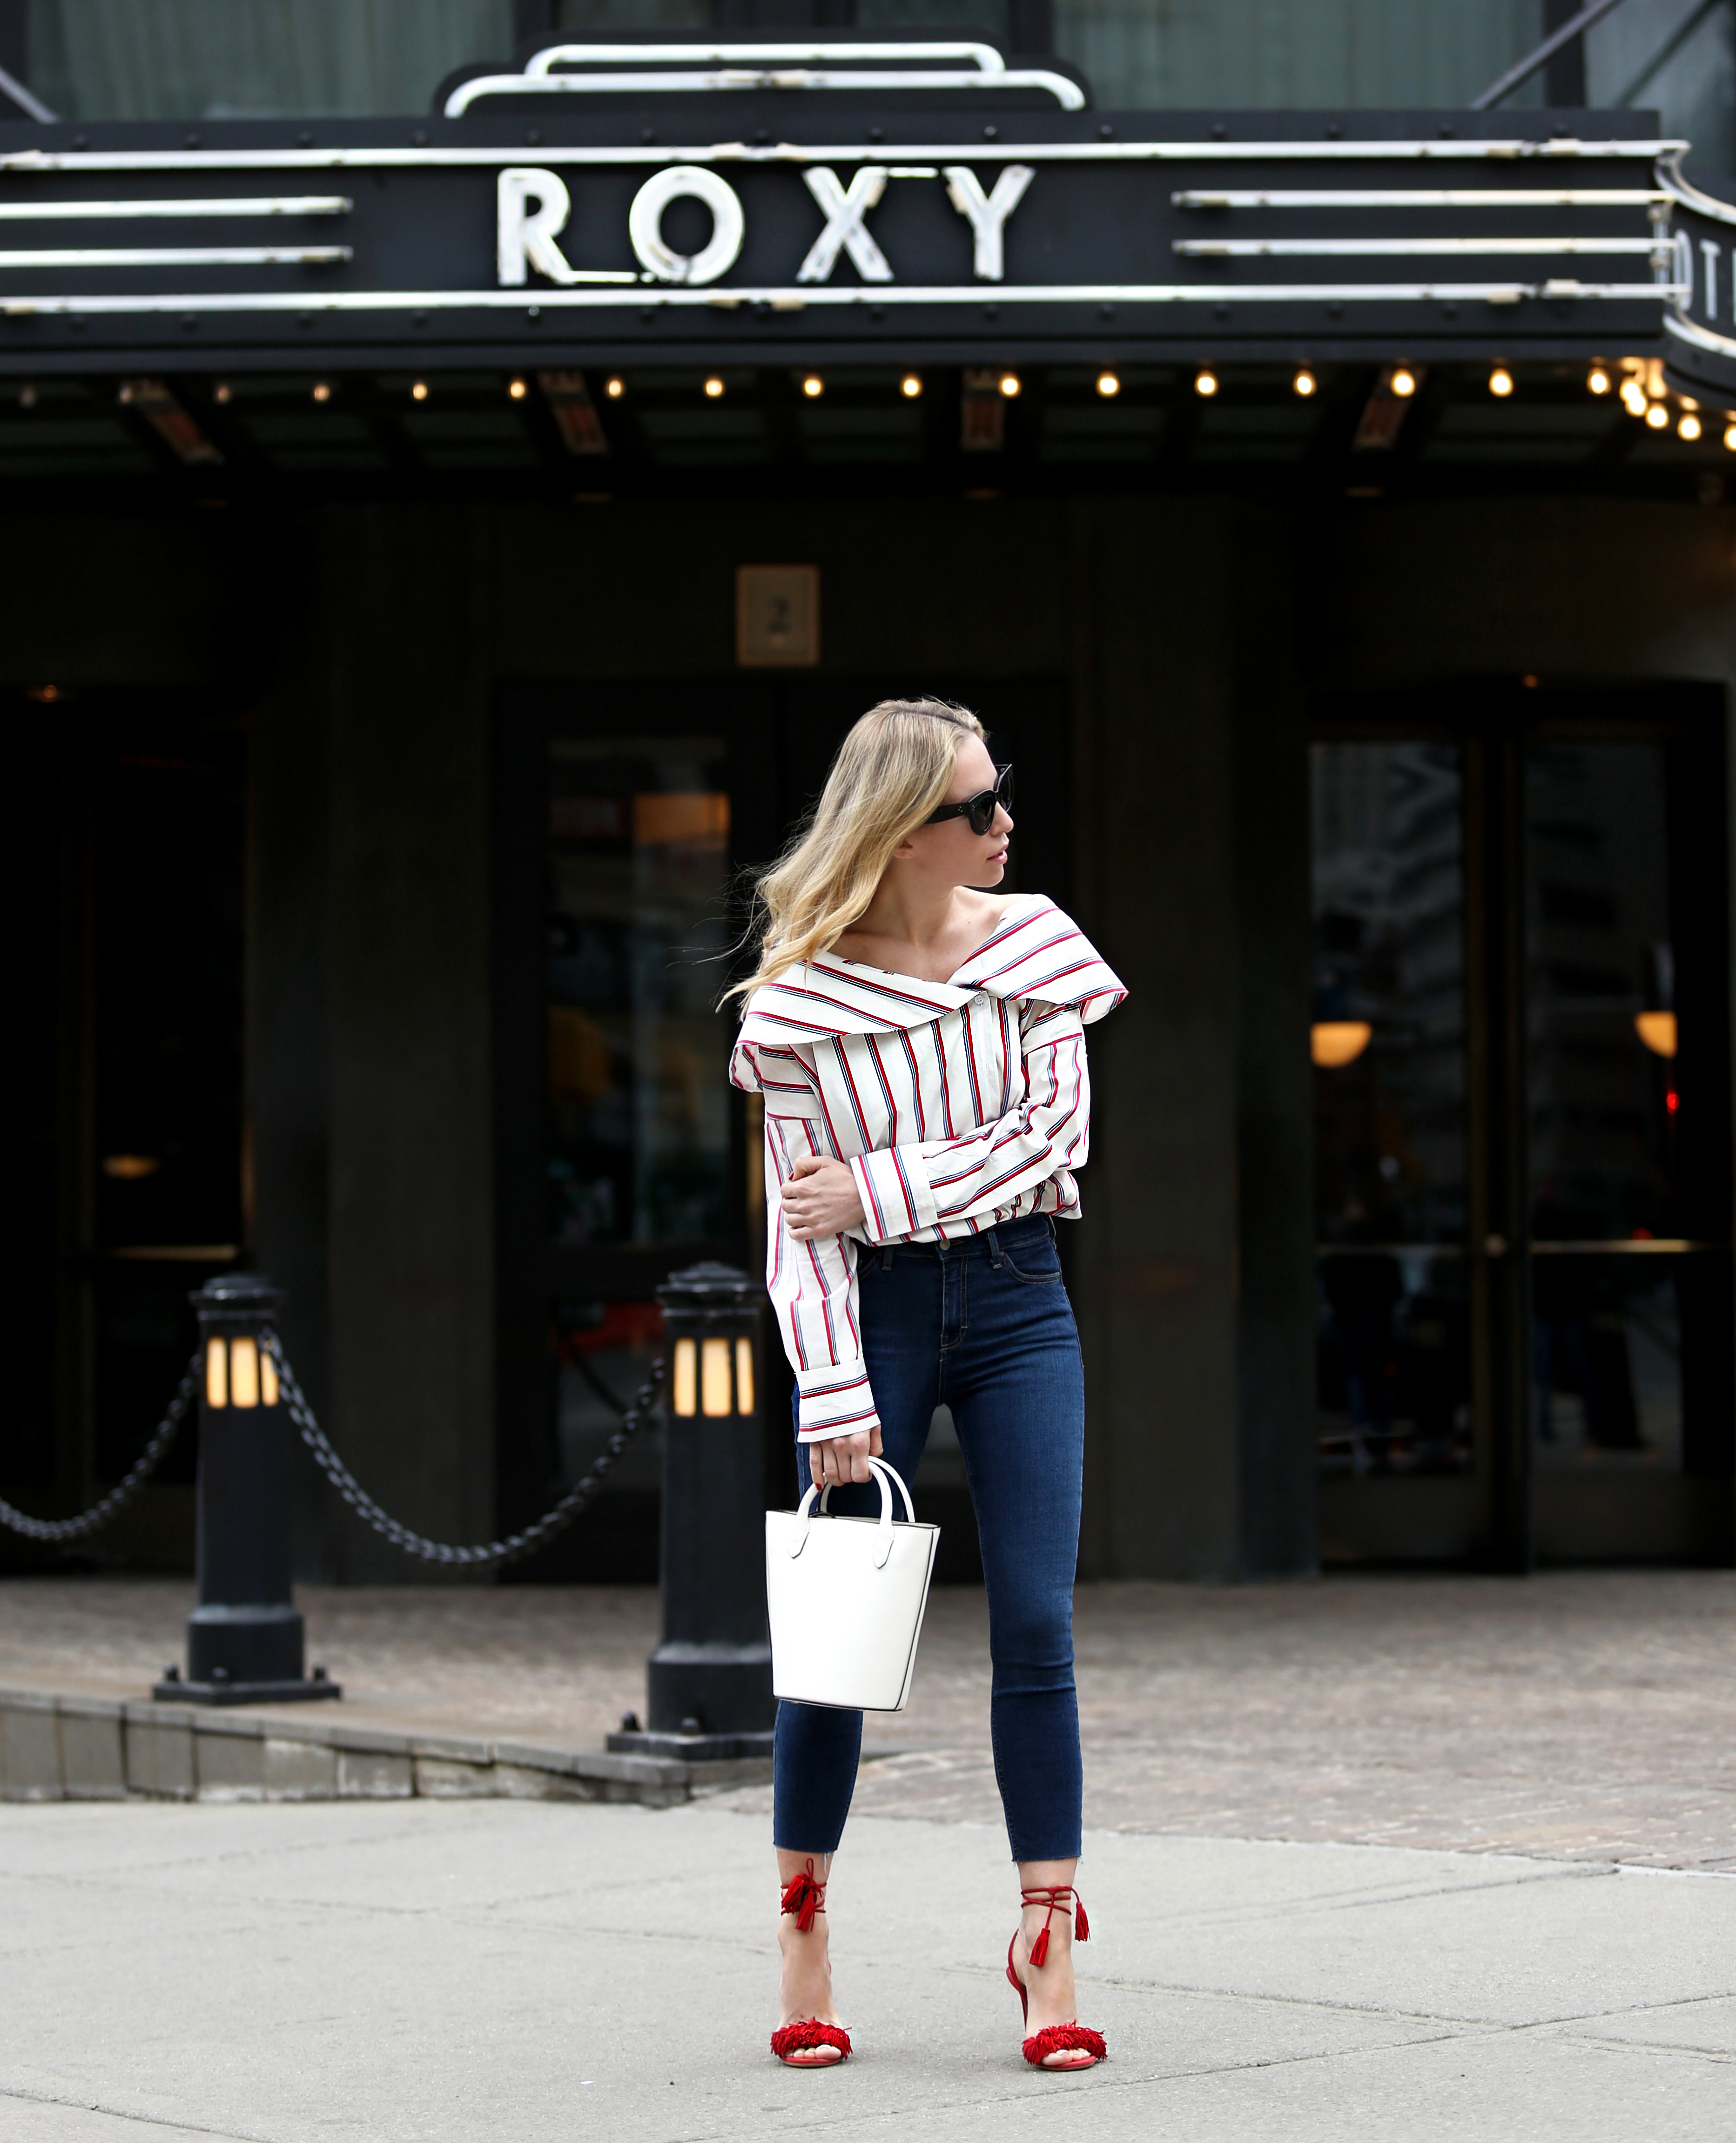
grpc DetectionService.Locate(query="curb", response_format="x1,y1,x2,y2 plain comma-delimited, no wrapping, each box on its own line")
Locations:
0,1686,772,1807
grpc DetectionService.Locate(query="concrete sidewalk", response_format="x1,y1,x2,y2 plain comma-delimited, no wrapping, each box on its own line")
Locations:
3,1798,1732,2143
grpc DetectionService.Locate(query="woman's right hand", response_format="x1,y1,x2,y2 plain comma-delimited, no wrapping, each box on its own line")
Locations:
809,1424,883,1490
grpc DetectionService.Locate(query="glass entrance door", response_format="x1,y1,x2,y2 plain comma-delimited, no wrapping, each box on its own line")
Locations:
1313,693,1732,1567
1526,734,1733,1558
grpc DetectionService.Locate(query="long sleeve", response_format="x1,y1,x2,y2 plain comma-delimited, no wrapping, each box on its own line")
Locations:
848,1000,1089,1243
763,1109,882,1445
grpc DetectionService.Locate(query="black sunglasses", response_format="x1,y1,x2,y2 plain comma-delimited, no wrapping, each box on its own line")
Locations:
925,762,1014,837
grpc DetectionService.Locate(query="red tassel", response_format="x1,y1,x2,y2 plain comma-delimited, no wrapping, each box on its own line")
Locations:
1074,1897,1090,1943
1029,1924,1050,1970
780,1860,822,1932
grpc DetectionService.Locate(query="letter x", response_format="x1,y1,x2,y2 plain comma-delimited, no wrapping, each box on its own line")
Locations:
797,166,893,285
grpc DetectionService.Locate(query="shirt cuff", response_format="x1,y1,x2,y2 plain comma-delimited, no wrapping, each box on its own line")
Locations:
794,1364,882,1444
849,1145,941,1243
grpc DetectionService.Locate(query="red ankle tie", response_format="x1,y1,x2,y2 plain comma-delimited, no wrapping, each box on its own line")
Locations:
780,1858,828,1934
1021,1884,1089,1970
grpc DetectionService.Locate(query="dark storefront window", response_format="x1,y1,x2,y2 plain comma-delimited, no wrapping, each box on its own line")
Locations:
1528,741,1686,1474
90,735,245,1483
1312,740,1471,1477
545,735,733,1499
4,706,244,1531
546,736,733,1248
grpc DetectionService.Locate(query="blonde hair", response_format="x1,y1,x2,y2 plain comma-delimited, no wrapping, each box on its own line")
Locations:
727,697,985,1003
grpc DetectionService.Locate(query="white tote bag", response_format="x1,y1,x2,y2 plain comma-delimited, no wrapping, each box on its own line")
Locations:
765,1458,940,1713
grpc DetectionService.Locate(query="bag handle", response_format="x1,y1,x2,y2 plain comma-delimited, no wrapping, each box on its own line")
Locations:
791,1456,916,1570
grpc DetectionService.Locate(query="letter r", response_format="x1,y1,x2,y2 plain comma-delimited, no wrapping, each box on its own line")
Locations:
498,167,579,286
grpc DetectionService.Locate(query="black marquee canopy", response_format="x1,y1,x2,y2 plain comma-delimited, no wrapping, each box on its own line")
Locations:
0,42,1688,377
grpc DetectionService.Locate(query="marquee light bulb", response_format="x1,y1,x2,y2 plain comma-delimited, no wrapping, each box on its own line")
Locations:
605,376,625,398
507,377,527,400
1194,368,1218,397
900,372,922,398
1390,368,1416,398
1621,380,1647,416
311,381,331,403
1293,368,1316,397
1680,412,1702,441
703,375,725,399
1645,402,1669,429
1097,370,1120,398
1488,367,1514,398
802,374,824,398
1587,365,1611,395
999,371,1021,398
1725,423,1736,451
410,380,429,402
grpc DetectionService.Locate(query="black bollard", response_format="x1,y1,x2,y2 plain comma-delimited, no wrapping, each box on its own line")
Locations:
153,1274,340,1706
609,1262,773,1760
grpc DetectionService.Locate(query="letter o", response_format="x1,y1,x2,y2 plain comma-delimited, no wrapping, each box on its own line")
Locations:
628,166,745,286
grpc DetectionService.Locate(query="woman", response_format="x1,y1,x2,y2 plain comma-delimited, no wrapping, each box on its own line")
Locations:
728,697,1126,2074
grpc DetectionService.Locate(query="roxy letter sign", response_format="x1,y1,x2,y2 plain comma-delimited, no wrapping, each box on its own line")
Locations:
496,162,1034,289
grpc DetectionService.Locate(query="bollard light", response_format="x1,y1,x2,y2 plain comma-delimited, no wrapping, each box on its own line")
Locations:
609,1262,772,1759
155,1274,339,1706
670,1328,756,1418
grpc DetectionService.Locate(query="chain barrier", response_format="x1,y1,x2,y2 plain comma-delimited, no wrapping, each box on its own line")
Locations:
0,1356,199,1544
263,1330,665,1568
0,1335,662,1568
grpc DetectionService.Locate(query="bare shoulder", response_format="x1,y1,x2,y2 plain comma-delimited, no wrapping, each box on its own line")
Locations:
962,887,1015,931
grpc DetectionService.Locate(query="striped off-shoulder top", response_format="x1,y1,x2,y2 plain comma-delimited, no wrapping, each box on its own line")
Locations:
729,894,1127,1443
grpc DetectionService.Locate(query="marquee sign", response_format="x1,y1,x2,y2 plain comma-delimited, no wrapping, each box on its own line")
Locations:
1657,149,1736,409
0,45,1682,372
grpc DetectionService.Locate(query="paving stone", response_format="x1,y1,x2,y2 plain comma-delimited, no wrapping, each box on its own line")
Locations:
414,1756,505,1797
262,1737,338,1800
123,1715,195,1799
336,1748,414,1799
57,1704,126,1800
193,1726,266,1801
0,1697,62,1801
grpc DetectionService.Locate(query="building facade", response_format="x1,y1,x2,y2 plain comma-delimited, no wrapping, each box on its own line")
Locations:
5,0,1736,1584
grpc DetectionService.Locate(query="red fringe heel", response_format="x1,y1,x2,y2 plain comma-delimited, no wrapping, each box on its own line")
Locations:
772,1859,852,2067
770,2019,853,2065
1006,1886,1107,2070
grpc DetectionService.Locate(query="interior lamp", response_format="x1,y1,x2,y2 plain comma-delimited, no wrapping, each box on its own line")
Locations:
1311,1021,1373,1068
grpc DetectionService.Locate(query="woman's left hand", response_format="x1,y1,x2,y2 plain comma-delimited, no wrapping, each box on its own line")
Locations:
781,1152,866,1240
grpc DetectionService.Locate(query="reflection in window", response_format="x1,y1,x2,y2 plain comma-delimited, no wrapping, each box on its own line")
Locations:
1313,742,1465,1245
1312,741,1469,1477
546,738,731,1247
856,0,1009,34
1527,741,1683,1473
1052,2,1542,114
1528,742,1676,1241
557,0,707,29
30,0,513,121
553,1297,664,1490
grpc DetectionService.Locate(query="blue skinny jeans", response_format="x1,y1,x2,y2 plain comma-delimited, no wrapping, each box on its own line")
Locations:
772,1213,1085,1863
